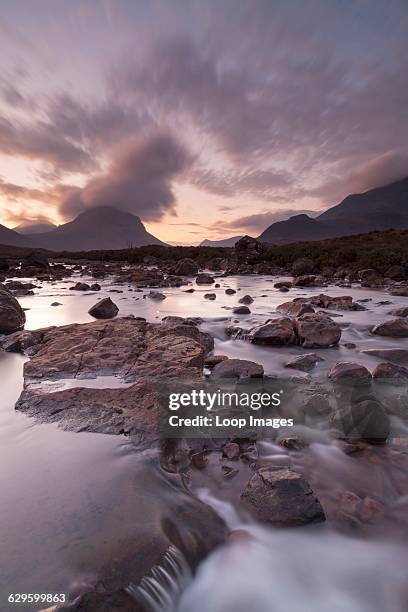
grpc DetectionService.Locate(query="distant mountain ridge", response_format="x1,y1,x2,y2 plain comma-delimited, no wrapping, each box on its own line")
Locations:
15,221,57,235
258,176,408,244
200,235,243,247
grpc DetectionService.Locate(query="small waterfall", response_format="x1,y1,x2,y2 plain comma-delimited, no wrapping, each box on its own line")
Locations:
126,545,192,612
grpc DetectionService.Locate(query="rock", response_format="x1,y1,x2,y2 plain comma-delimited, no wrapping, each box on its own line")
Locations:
0,285,26,334
302,394,331,416
361,348,408,364
331,396,390,443
279,286,290,292
0,328,48,353
388,306,408,317
21,251,49,271
274,281,292,289
248,318,296,346
343,342,356,349
211,358,264,379
225,288,236,295
174,258,199,276
277,436,307,451
292,275,316,287
196,273,215,285
385,265,406,280
235,235,265,261
238,294,254,304
372,318,408,337
70,282,91,291
51,302,62,307
204,293,216,300
88,298,119,319
90,283,101,291
0,258,9,272
223,442,240,460
295,312,341,348
309,294,365,311
221,466,239,479
277,301,314,317
148,290,166,300
241,467,325,526
204,354,228,368
359,269,383,288
285,353,324,372
233,305,251,314
184,288,195,293
389,287,408,297
328,362,372,382
292,257,315,275
225,325,247,340
372,362,408,380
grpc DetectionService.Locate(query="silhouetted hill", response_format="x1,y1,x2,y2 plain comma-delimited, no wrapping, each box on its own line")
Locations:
15,221,57,234
0,224,32,247
200,235,243,247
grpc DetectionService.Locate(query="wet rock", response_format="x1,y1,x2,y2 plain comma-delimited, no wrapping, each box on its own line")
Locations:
372,318,408,337
211,358,264,379
309,293,365,311
330,396,390,444
221,466,239,479
223,442,240,460
248,318,296,346
274,281,292,289
204,293,216,300
233,305,251,314
389,287,408,297
238,294,254,305
184,288,195,293
302,394,331,416
225,288,236,295
292,257,315,275
328,362,372,382
21,251,49,271
361,348,408,364
241,467,325,526
343,342,356,349
196,273,215,285
225,325,247,340
388,306,408,317
385,265,406,280
90,283,101,291
292,275,316,287
204,354,228,368
277,436,307,451
0,285,26,334
295,312,341,348
148,290,166,300
70,282,91,291
88,297,119,319
285,353,324,372
174,258,199,276
51,302,62,307
0,328,48,353
359,269,383,288
372,362,408,380
0,257,9,272
277,300,314,317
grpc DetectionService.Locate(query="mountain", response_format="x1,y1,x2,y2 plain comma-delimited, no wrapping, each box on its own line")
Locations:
0,224,32,247
258,176,408,244
15,221,57,235
29,207,167,251
200,235,243,247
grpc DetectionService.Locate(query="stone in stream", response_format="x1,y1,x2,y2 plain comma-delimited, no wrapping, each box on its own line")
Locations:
0,284,26,334
241,467,325,527
388,306,408,317
361,348,408,364
211,358,264,379
328,362,372,382
174,258,199,276
274,281,292,289
285,353,324,372
371,318,408,337
248,317,296,346
292,275,316,287
276,300,314,317
308,293,366,311
204,293,216,300
385,265,406,280
359,269,384,288
204,354,229,368
223,442,240,460
292,257,315,275
196,273,215,285
148,290,166,300
372,362,408,380
330,395,390,444
295,312,341,348
88,297,119,319
225,288,236,295
238,294,254,304
70,282,92,291
389,287,408,297
233,305,251,314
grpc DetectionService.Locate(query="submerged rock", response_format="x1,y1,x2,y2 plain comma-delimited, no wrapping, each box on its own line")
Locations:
0,285,26,334
238,294,254,305
88,297,119,319
211,358,264,379
241,467,325,526
328,362,372,382
233,305,251,314
285,353,324,372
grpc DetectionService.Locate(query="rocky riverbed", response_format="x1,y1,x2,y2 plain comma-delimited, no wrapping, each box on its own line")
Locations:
1,254,408,611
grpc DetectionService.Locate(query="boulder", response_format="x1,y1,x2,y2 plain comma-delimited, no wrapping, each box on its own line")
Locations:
174,258,199,276
235,235,265,261
204,293,216,300
372,318,408,337
359,269,383,288
309,294,365,311
385,265,406,280
225,288,236,295
70,282,91,291
285,353,324,372
204,354,228,368
330,395,390,443
238,294,254,305
196,273,215,285
211,358,264,379
328,362,372,382
248,318,296,346
241,467,325,526
90,283,101,291
0,285,26,334
88,298,119,319
148,290,166,300
361,348,408,364
21,251,49,271
233,305,251,314
292,257,315,275
389,287,408,297
372,362,408,380
223,442,240,460
277,301,314,317
274,281,292,289
0,257,9,272
292,275,316,287
388,306,408,317
295,312,341,348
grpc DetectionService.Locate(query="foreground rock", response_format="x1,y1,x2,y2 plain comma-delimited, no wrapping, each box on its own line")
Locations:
248,317,296,346
372,362,408,380
361,348,408,364
0,285,26,334
285,353,324,372
295,312,341,348
241,467,325,526
88,297,119,319
211,358,264,379
328,362,372,382
372,318,408,337
277,301,314,317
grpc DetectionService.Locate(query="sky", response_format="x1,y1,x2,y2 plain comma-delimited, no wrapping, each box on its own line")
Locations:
0,0,407,244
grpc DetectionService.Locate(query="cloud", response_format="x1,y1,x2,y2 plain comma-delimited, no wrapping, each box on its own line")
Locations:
59,131,192,220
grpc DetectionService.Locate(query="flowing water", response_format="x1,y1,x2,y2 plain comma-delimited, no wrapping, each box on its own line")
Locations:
1,270,408,610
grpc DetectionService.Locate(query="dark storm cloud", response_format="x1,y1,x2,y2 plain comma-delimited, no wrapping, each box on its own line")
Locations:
59,131,192,220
